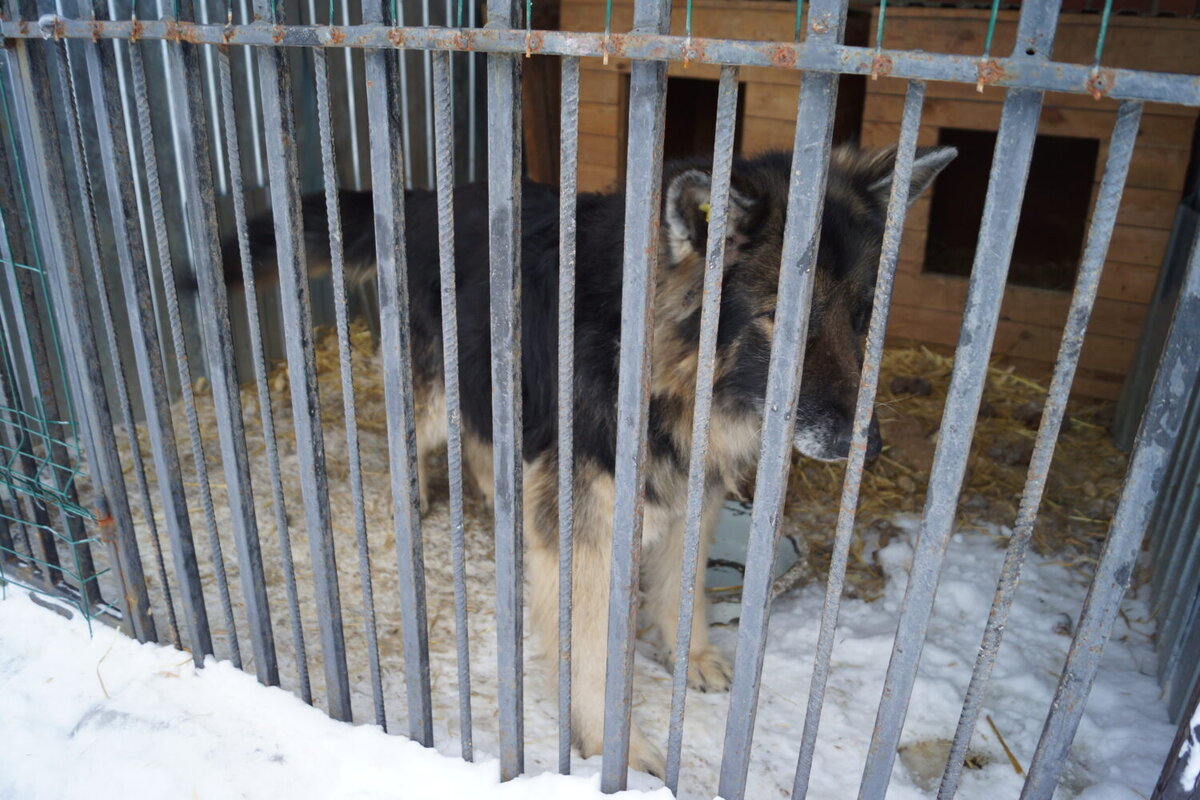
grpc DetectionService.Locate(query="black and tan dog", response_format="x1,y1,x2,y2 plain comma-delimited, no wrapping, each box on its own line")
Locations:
216,144,955,775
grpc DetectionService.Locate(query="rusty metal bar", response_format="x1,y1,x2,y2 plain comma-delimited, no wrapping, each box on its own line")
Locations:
718,0,848,795
362,0,434,743
937,98,1143,800
253,0,352,719
8,17,1200,107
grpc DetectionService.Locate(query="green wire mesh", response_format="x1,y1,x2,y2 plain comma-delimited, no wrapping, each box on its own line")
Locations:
0,61,105,627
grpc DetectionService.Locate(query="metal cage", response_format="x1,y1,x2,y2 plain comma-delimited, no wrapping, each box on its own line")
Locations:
0,0,1198,797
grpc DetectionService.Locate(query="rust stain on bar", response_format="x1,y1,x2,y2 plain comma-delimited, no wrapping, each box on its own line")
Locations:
388,28,405,47
1088,68,1115,100
771,44,796,68
870,52,892,80
976,58,1007,92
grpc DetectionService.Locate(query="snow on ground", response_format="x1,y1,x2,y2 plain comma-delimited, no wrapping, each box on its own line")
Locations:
0,590,668,800
0,515,1175,799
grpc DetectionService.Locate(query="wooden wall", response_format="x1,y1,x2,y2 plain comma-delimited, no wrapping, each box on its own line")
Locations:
861,9,1200,399
556,0,870,190
550,0,1200,400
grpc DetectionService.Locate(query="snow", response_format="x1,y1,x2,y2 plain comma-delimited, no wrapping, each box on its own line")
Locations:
0,590,668,800
0,516,1175,799
1179,700,1200,793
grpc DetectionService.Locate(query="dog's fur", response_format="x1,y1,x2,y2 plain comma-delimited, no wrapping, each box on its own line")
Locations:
215,145,956,775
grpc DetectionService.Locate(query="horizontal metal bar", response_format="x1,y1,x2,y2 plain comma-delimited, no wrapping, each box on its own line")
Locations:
12,17,1200,107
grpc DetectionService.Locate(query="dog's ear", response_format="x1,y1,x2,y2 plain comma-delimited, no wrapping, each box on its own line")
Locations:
664,168,756,260
859,145,958,208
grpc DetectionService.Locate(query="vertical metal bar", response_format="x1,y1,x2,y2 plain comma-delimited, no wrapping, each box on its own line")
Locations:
791,78,926,800
431,48,473,759
1149,396,1200,659
486,0,524,779
118,33,251,672
467,0,477,182
858,4,1059,794
362,0,433,743
214,43,312,705
313,43,386,728
1147,384,1200,602
421,0,434,188
1153,676,1200,800
1022,221,1200,799
215,43,311,704
45,21,175,635
336,1,363,190
0,6,157,642
395,3,414,188
556,53,579,777
717,0,847,796
252,0,352,720
664,63,739,795
937,100,1143,800
599,0,672,788
51,14,215,659
0,152,64,590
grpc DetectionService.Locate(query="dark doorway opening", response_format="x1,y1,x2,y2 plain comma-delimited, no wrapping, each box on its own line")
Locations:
924,128,1099,292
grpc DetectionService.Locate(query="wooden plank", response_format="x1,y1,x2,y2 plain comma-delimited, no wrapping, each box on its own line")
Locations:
579,67,624,105
740,115,796,154
868,8,1200,75
579,132,620,168
742,82,802,123
580,102,620,137
891,271,1149,340
867,76,1198,119
1111,187,1179,231
887,301,1137,376
563,0,870,45
578,162,618,193
862,94,1196,149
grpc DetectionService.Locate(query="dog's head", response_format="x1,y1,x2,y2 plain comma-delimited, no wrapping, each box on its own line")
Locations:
658,145,956,463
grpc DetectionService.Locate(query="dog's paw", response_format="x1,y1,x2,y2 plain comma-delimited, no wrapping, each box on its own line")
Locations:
685,644,732,693
628,727,666,779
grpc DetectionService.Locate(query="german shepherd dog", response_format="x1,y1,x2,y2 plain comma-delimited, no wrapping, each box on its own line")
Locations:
214,145,955,776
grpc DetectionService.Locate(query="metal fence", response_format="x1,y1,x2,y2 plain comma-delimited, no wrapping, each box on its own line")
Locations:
0,0,1198,797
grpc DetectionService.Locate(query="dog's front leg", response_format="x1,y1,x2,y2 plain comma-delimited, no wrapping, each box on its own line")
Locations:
525,465,665,778
643,497,732,692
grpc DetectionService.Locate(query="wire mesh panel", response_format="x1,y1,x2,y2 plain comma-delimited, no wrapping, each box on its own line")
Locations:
0,0,1198,797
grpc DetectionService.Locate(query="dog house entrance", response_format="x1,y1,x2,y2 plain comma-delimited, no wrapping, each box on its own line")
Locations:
664,75,746,164
924,128,1100,292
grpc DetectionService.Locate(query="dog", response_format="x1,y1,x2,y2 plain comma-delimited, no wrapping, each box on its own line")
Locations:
212,144,956,776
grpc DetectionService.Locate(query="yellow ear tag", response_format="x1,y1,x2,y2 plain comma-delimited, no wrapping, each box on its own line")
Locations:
699,202,712,223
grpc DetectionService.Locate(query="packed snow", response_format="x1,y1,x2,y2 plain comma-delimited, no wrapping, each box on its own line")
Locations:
0,515,1175,799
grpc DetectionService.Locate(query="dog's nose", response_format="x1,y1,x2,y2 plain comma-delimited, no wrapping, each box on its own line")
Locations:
830,414,883,462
